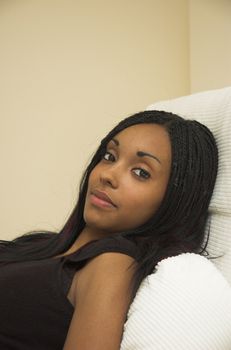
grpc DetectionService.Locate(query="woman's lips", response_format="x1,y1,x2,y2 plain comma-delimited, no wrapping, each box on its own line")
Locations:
90,192,117,209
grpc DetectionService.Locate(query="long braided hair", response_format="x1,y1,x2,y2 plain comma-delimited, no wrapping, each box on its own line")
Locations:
0,110,218,299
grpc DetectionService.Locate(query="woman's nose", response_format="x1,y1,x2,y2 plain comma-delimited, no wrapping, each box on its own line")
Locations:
100,167,119,188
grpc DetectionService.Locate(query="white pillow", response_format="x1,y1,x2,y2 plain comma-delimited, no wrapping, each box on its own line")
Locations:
146,86,231,286
121,253,231,350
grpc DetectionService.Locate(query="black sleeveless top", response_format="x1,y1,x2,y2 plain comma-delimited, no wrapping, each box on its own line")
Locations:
0,235,138,350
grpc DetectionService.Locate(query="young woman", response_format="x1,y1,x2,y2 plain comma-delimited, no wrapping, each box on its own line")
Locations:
0,110,218,350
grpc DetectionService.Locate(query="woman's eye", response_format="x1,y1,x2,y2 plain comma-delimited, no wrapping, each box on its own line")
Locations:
103,151,115,162
133,168,150,179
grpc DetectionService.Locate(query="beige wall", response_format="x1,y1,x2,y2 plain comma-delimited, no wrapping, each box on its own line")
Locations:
0,0,189,239
190,0,231,92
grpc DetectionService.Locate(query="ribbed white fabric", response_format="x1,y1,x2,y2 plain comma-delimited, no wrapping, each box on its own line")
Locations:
121,254,231,350
120,87,231,349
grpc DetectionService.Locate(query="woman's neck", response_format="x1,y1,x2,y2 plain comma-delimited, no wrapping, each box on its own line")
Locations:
57,226,112,258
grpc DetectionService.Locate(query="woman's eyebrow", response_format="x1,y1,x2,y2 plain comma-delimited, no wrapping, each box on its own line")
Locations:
137,151,161,164
110,138,161,165
110,138,119,146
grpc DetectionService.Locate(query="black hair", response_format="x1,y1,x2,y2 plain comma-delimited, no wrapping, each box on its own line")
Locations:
0,110,218,300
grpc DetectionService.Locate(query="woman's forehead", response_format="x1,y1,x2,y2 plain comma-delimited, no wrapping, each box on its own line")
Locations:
112,123,170,147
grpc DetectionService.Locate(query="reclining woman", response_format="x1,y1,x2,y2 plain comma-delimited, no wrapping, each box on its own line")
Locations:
0,110,218,350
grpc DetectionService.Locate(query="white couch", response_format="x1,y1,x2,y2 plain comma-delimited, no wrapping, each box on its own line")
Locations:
120,87,231,350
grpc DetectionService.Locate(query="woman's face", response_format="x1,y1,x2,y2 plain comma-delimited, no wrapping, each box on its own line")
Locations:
83,123,172,235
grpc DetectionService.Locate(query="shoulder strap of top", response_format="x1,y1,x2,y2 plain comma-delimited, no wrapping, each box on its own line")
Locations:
62,235,139,265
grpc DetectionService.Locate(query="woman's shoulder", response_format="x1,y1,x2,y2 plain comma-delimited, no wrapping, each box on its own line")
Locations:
65,236,137,306
76,249,137,301
69,247,137,307
84,247,137,271
64,250,137,349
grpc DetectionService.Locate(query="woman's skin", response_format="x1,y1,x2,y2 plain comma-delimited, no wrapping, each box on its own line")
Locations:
63,123,171,350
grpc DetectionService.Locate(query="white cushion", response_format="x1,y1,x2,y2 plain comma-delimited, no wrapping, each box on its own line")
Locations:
146,86,231,286
121,253,231,350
